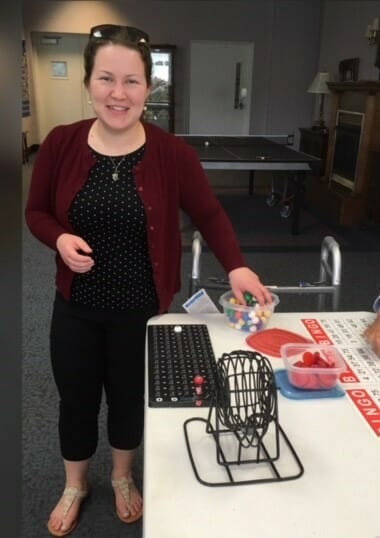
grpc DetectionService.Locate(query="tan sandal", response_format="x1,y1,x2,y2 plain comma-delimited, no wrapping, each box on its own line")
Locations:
111,477,143,523
47,486,88,537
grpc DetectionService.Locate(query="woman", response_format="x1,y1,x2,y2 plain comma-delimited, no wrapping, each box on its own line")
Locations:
25,24,272,536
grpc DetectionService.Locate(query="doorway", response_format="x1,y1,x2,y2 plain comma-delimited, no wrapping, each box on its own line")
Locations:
30,32,94,143
189,40,254,135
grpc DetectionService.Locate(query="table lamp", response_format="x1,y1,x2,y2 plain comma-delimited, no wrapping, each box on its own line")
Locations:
307,71,330,130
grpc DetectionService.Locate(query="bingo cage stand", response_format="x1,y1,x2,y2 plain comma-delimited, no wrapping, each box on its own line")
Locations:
189,232,342,311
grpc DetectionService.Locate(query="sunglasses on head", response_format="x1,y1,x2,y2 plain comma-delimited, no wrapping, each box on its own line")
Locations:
90,24,150,45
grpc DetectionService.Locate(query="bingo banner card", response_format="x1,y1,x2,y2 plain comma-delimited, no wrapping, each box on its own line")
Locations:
301,314,380,438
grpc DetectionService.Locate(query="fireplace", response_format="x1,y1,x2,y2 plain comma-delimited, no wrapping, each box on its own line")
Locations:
312,80,380,226
330,110,364,191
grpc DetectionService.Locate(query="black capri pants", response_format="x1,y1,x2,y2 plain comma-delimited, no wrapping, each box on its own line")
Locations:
50,292,157,461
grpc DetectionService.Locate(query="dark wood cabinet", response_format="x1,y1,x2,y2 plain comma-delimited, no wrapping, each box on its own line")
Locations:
323,81,380,225
299,128,328,177
366,150,380,224
303,81,380,226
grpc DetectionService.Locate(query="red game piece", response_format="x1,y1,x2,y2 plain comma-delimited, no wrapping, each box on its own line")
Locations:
194,375,205,396
302,351,315,366
194,375,204,386
318,373,337,388
289,371,309,388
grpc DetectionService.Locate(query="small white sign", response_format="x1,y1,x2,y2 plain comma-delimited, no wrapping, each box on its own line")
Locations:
182,288,219,314
51,61,67,78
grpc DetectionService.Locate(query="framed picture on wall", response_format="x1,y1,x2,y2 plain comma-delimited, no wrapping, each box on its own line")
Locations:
338,58,359,82
50,60,68,78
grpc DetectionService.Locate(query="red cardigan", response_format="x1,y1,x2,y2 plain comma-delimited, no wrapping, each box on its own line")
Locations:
25,119,245,313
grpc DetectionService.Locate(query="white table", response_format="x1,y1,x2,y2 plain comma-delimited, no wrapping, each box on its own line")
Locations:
144,312,380,538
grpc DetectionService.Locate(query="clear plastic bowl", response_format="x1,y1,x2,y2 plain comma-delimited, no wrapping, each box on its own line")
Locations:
281,343,346,390
219,290,279,332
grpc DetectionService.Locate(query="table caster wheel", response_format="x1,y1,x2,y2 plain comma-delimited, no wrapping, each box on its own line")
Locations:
266,192,281,207
280,203,292,218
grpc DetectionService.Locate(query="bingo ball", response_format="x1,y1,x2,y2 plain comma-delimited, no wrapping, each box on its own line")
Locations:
219,290,279,333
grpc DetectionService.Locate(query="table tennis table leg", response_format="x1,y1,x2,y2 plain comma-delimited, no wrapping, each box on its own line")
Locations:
291,171,306,235
248,171,255,196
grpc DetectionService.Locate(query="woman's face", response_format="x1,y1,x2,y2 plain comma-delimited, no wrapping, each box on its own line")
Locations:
88,43,150,132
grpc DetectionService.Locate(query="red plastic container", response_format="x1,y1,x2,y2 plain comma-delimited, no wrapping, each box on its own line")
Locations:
281,343,346,390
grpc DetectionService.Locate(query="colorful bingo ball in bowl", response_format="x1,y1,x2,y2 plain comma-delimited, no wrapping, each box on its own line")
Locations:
219,290,279,332
281,343,346,390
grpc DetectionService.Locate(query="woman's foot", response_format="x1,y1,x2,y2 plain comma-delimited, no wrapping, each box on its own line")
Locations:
47,485,88,537
111,475,143,523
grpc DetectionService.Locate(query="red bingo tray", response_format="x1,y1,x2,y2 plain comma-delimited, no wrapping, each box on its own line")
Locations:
246,328,312,357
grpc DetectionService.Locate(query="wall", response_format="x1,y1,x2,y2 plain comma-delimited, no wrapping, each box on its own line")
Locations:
22,0,322,148
319,0,380,124
22,0,121,143
320,0,380,80
22,0,379,191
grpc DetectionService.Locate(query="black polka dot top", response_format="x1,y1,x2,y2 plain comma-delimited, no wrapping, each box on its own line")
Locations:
68,145,158,312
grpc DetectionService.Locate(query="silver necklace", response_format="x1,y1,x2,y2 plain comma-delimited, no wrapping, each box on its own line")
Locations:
109,156,127,181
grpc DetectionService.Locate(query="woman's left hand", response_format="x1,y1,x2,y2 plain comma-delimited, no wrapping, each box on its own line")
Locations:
228,267,272,306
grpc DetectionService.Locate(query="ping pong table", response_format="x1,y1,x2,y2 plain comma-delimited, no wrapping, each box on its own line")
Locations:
177,135,322,235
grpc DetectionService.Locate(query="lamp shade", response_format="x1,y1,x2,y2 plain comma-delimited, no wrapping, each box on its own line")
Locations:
307,71,330,94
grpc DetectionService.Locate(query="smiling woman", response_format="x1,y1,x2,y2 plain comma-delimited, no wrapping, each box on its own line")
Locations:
84,25,152,155
24,21,271,537
86,44,150,154
25,25,158,536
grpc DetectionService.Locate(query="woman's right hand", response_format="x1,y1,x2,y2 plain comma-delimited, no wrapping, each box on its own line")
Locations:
56,233,94,273
363,313,380,358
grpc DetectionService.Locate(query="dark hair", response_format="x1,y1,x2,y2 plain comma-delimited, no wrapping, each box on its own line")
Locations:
83,25,152,86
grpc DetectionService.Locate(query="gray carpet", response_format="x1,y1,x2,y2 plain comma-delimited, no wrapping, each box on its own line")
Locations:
22,158,380,537
181,191,380,252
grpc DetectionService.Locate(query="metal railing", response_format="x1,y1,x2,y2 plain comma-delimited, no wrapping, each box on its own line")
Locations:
189,232,341,311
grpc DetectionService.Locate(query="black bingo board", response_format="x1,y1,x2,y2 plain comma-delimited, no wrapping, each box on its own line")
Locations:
147,324,217,407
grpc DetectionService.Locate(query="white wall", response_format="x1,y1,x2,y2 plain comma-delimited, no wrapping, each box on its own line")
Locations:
22,0,322,147
318,0,380,124
320,0,380,81
22,0,380,149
